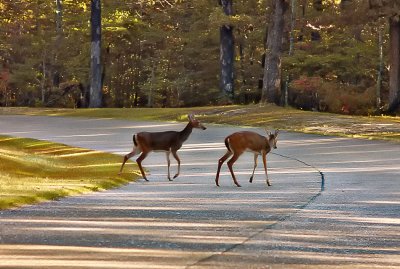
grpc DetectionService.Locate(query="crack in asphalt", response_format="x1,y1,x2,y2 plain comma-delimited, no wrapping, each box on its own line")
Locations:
186,152,325,268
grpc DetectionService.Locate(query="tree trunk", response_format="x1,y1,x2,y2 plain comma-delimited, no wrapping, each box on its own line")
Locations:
219,0,234,101
388,18,400,113
284,0,296,107
41,54,46,104
377,21,383,109
55,0,63,35
148,62,155,108
89,0,102,108
262,0,286,104
52,0,63,92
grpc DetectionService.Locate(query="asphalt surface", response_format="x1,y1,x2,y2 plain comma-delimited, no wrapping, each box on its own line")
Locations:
0,115,399,269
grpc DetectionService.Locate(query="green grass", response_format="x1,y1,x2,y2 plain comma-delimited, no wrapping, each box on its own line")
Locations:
1,105,399,142
0,136,139,210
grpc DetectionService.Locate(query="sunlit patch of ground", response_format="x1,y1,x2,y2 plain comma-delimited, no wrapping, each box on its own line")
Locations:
0,136,139,209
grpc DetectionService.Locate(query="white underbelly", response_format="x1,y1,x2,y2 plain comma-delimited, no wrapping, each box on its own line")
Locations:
245,149,261,155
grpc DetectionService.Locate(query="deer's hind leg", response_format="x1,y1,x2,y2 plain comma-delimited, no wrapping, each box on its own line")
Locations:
136,151,149,181
215,150,232,187
227,153,242,187
119,146,141,175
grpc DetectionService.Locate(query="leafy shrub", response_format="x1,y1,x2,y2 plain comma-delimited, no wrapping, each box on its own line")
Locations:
290,76,376,115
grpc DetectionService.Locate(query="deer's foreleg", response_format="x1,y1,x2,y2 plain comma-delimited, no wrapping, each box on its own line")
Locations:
166,151,172,181
262,152,271,186
172,151,181,179
249,153,258,183
118,147,140,175
136,151,149,181
215,151,232,187
227,153,242,187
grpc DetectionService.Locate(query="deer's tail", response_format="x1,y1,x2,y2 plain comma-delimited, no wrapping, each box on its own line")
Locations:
133,134,138,146
224,137,232,153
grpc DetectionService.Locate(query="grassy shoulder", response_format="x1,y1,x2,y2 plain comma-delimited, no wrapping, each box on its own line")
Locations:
1,105,399,142
0,136,139,210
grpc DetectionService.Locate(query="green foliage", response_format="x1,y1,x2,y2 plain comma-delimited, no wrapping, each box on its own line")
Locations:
0,0,268,107
281,1,389,114
0,0,395,113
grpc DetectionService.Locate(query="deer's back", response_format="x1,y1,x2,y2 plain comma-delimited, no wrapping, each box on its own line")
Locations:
226,131,266,153
136,131,182,151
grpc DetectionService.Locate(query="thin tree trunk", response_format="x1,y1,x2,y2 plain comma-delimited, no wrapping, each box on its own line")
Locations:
41,54,46,104
148,62,155,107
89,0,102,108
55,0,63,35
284,0,296,107
377,21,383,109
262,0,286,104
239,39,246,95
219,0,234,101
5,84,8,107
388,18,400,113
52,0,63,93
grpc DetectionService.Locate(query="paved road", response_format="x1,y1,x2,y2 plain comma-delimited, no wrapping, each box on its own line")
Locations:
0,115,399,268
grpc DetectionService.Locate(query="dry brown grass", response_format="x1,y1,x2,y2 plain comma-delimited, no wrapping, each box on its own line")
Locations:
1,105,399,142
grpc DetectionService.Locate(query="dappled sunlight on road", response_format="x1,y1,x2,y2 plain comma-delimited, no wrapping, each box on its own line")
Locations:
190,198,400,268
186,133,400,268
0,153,321,268
1,116,399,268
0,244,207,269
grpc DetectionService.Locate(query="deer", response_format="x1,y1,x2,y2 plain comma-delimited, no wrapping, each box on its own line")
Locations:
215,129,279,187
118,114,206,181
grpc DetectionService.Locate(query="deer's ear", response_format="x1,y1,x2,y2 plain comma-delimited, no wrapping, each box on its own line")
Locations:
188,114,194,121
275,129,280,136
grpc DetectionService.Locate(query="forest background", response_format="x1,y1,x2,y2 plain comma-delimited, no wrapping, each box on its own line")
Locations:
0,0,399,116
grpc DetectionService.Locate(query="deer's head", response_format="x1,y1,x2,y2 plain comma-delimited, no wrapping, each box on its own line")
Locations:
266,129,279,149
188,114,207,130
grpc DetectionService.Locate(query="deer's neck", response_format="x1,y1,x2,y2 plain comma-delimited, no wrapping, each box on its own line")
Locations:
265,138,273,151
179,122,193,142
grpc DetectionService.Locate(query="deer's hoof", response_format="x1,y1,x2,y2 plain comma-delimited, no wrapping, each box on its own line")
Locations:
235,184,242,188
173,174,179,179
168,178,173,181
144,178,149,182
249,176,253,183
